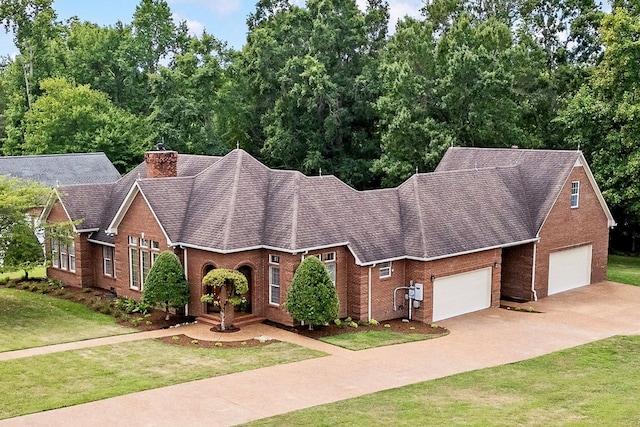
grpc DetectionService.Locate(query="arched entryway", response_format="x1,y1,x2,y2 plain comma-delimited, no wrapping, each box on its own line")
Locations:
202,264,220,314
237,265,253,314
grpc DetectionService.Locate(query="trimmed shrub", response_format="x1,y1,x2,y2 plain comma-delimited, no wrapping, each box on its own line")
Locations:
284,256,339,330
143,251,189,320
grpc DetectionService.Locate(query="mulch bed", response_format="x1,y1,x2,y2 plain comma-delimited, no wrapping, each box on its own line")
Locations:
265,318,449,339
157,334,278,349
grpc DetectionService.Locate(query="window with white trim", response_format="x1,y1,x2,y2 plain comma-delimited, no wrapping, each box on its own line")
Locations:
379,261,392,278
323,252,336,285
103,246,114,277
269,254,280,305
571,181,580,208
51,239,59,268
50,238,75,272
68,242,76,272
128,235,160,290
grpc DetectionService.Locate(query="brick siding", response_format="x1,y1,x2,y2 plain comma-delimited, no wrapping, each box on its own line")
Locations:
534,166,610,298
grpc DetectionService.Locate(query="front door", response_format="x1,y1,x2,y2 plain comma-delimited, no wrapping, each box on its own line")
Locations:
237,265,252,314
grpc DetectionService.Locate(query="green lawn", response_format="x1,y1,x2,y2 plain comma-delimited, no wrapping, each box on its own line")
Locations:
320,330,448,351
0,339,325,420
0,266,46,280
607,254,640,286
0,288,133,352
247,335,640,426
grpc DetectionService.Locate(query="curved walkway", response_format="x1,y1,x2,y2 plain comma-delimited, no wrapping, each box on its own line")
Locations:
2,281,640,426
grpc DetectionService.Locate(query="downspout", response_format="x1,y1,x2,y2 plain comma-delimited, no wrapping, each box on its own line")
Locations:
367,265,373,322
183,246,189,316
531,242,538,301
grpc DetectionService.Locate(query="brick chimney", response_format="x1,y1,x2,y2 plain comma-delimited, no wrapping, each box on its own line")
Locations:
145,151,178,178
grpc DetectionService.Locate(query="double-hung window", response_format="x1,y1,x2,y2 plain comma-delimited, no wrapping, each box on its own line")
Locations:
50,238,75,272
269,254,280,305
51,239,59,268
103,246,114,277
571,181,580,208
129,235,160,290
379,261,392,278
323,252,336,286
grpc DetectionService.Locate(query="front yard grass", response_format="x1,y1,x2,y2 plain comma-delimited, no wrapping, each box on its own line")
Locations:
320,329,448,351
247,335,640,426
0,339,325,420
607,254,640,286
0,288,134,352
0,266,46,280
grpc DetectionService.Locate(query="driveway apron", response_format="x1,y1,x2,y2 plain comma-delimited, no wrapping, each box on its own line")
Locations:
2,281,640,427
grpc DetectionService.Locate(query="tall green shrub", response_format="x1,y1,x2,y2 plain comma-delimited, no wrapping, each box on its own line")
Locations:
285,256,339,330
142,251,189,320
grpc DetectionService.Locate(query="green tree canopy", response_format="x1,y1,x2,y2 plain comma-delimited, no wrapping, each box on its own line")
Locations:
558,8,640,244
284,256,339,329
142,251,189,319
20,77,152,171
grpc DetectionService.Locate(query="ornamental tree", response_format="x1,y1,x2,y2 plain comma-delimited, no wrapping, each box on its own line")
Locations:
142,251,189,320
201,268,248,331
285,256,339,330
3,220,44,279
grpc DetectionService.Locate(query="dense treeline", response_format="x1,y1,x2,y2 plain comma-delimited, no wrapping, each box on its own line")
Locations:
0,0,639,250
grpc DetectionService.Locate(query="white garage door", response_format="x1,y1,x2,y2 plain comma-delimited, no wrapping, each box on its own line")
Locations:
433,267,492,322
548,245,592,295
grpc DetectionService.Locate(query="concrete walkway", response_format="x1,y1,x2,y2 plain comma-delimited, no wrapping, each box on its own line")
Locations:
3,281,640,426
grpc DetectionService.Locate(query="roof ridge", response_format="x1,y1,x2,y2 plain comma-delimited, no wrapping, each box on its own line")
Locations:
0,152,106,159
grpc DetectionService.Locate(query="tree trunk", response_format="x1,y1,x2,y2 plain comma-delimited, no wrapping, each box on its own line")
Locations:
164,302,170,321
24,270,29,280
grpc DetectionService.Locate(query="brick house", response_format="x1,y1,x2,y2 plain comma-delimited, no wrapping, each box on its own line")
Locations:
45,147,615,326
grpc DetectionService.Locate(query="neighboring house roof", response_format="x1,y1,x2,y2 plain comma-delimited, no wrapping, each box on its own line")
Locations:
0,152,121,186
54,147,614,265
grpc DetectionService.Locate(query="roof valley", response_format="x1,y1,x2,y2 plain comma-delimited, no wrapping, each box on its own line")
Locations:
290,173,300,250
222,150,243,251
412,176,429,258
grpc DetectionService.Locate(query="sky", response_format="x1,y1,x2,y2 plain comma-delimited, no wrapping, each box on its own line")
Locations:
0,0,426,57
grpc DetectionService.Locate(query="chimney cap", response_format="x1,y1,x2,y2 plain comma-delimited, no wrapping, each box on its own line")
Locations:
155,141,170,151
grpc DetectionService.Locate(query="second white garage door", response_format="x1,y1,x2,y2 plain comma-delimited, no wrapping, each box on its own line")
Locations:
548,245,592,295
432,267,492,322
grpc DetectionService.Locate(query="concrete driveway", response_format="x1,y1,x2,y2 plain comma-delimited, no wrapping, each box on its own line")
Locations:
3,281,640,427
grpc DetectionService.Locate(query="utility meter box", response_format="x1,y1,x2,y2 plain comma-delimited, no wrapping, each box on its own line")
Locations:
414,283,424,301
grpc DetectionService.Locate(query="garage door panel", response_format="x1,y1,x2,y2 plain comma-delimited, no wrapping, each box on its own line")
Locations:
548,245,592,295
433,267,492,322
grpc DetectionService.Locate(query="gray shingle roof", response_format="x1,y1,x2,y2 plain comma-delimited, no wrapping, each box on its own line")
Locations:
57,154,221,243
55,147,594,264
436,147,580,232
0,152,121,186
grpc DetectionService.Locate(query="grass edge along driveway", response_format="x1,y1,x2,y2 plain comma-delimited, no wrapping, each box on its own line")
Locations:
246,335,640,427
607,254,640,286
0,288,134,352
0,339,326,420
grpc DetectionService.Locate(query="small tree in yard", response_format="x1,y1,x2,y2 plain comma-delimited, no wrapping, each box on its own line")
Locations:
3,221,44,279
143,251,189,320
285,256,339,330
201,268,248,331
